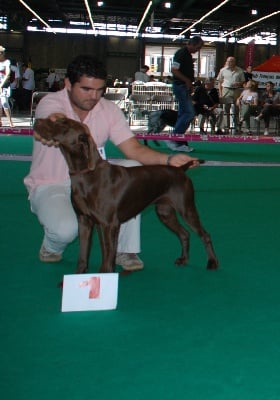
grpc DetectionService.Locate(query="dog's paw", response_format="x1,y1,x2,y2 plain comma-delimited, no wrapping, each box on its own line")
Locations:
175,256,187,266
206,259,219,270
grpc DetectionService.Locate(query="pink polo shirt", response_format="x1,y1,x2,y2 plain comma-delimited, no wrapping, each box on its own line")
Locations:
24,88,133,194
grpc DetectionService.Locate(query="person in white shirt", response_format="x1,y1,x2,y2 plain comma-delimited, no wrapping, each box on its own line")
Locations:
217,57,245,132
0,45,14,127
46,69,60,92
236,79,259,135
10,59,20,109
134,65,150,83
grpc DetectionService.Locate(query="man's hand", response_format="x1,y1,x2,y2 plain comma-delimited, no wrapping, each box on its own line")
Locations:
33,131,59,147
167,153,200,168
33,113,66,146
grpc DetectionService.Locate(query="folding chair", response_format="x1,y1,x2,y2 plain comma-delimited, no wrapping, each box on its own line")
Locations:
30,91,48,126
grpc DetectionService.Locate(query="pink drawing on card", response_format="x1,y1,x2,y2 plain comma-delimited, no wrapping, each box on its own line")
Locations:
79,277,101,299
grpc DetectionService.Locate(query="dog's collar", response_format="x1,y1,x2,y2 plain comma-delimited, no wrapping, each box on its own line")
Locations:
69,168,92,176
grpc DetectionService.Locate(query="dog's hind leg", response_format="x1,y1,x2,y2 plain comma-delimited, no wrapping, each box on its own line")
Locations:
155,203,190,266
181,204,218,270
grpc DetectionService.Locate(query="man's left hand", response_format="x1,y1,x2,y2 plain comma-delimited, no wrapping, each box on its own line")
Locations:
168,153,200,168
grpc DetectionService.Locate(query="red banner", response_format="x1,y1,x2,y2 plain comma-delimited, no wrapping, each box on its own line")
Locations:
244,39,255,68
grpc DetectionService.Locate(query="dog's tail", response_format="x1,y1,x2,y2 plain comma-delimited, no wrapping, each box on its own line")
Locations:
182,159,205,170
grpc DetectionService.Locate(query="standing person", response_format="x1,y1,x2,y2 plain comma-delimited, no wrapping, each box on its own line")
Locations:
0,45,14,127
134,65,150,83
236,79,259,135
167,36,204,152
217,56,245,133
24,55,199,271
10,59,20,109
46,69,60,92
20,63,35,110
244,65,253,82
254,81,280,135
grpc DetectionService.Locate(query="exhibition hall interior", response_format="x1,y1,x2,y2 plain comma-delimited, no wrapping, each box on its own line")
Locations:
1,2,280,400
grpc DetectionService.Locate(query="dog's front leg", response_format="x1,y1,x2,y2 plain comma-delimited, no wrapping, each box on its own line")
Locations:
97,224,120,273
76,215,94,274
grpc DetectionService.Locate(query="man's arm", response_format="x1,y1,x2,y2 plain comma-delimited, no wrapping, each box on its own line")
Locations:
118,137,199,168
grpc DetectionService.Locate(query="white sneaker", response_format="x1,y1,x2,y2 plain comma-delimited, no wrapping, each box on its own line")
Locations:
175,144,194,153
166,140,180,150
115,253,144,271
39,244,62,262
263,129,269,136
254,116,260,121
166,141,194,152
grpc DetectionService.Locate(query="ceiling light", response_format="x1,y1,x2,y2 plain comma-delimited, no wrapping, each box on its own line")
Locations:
84,0,97,35
221,10,280,39
18,0,55,33
173,0,230,41
134,1,153,38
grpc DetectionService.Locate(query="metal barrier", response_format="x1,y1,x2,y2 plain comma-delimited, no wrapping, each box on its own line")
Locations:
30,91,48,126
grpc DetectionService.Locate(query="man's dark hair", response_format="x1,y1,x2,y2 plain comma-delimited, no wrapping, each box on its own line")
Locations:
66,55,107,85
188,36,204,47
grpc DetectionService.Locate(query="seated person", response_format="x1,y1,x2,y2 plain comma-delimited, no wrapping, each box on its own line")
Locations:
254,81,280,135
192,78,222,134
236,79,259,135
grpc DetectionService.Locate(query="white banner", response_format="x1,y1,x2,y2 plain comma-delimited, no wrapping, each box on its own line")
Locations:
252,71,280,88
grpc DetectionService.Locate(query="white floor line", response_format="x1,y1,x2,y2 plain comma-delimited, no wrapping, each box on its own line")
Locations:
1,153,280,167
201,161,280,167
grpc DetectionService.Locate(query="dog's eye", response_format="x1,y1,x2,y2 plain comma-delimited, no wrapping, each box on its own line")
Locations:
78,133,88,143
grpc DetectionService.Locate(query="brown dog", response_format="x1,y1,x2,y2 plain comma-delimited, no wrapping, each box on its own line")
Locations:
34,117,218,274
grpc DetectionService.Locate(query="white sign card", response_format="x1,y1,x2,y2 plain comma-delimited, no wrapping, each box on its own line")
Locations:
61,273,119,312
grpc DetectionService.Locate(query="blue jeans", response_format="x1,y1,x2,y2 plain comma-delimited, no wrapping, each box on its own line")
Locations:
173,83,196,134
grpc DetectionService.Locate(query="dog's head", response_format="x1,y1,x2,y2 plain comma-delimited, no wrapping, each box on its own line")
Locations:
34,117,98,171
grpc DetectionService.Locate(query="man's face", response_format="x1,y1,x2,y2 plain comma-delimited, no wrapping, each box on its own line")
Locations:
227,57,236,68
65,75,106,112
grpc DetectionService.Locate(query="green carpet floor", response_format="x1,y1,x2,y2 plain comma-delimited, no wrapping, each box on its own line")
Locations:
1,135,280,399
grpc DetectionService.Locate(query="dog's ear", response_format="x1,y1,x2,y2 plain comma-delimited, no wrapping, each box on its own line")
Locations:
86,133,96,170
81,124,98,171
48,113,67,122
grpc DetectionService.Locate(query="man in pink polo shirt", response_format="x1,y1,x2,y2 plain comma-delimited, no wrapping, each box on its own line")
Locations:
24,55,198,271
